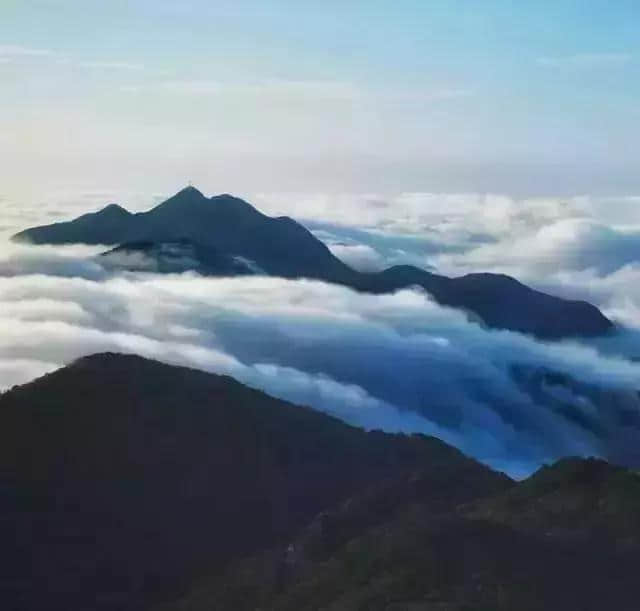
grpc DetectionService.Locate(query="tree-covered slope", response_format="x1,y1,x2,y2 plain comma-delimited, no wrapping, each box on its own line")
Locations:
0,353,508,611
164,458,640,611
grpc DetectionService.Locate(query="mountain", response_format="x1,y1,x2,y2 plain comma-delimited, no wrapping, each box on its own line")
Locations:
162,458,640,611
0,353,509,611
15,202,135,244
466,456,640,542
2,354,638,611
14,188,348,280
13,186,613,339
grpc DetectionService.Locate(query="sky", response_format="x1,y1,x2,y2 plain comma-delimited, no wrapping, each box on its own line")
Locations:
2,1,640,196
3,2,640,478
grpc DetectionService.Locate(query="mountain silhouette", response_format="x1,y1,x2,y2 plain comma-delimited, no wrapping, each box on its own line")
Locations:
13,186,613,339
0,353,508,611
2,354,638,611
165,458,640,611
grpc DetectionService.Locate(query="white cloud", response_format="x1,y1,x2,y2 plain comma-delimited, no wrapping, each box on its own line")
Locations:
1,238,640,476
326,243,386,272
251,191,640,329
5,187,640,475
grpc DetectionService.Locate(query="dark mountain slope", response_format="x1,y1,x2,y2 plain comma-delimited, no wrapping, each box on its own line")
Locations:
14,202,135,244
359,267,611,338
466,456,640,542
0,353,508,611
164,458,640,611
100,238,257,275
13,187,613,339
14,187,354,281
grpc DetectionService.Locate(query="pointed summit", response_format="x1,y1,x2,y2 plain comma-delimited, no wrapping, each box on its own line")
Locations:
178,184,205,197
98,203,131,217
149,186,210,216
166,184,207,202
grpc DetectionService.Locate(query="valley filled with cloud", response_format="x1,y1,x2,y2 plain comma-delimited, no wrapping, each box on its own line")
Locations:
2,189,640,478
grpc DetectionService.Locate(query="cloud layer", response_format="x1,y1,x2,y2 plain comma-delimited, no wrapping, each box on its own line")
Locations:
253,192,640,328
2,235,640,478
3,189,640,478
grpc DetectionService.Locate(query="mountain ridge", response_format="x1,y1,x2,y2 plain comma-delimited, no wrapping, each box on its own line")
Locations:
0,352,508,611
13,186,613,339
2,353,639,611
162,454,640,611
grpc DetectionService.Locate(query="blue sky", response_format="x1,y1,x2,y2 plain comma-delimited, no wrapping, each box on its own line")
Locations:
1,1,640,196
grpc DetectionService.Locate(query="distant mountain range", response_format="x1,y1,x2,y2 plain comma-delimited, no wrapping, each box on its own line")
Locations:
1,354,638,611
13,186,613,339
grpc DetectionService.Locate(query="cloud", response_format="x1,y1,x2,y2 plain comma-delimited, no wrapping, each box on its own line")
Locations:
100,250,159,272
2,239,640,477
250,192,640,330
434,219,640,276
0,242,107,279
536,53,632,68
8,186,640,327
254,192,581,243
325,242,386,272
5,188,640,476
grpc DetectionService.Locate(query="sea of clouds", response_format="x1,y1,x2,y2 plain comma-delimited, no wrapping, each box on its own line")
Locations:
2,188,640,478
252,192,640,326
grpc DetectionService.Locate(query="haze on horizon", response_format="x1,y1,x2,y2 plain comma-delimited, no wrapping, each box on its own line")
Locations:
1,0,640,198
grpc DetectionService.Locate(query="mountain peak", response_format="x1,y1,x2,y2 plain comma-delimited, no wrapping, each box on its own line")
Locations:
166,185,208,202
0,353,507,611
152,188,264,223
176,184,205,197
97,203,131,216
167,187,254,209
